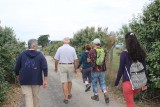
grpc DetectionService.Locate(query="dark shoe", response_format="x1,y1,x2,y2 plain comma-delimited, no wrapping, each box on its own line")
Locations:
63,99,68,104
91,95,99,101
104,93,109,103
85,84,91,92
68,94,72,99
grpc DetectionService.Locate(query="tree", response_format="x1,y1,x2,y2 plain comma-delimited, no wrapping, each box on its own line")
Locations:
38,34,50,47
119,24,131,35
129,0,160,88
117,24,131,44
42,41,62,56
70,27,109,58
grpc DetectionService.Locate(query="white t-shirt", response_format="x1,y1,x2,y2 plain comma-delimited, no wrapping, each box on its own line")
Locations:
54,44,78,63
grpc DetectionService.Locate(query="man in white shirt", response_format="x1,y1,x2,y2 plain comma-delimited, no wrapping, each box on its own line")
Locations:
54,37,78,104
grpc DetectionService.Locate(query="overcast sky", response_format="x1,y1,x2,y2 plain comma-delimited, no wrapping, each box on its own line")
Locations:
0,0,150,42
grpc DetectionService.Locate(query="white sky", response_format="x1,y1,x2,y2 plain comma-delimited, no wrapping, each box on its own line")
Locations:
0,0,150,42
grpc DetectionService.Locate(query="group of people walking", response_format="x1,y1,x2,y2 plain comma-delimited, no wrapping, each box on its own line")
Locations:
54,37,109,104
15,32,148,107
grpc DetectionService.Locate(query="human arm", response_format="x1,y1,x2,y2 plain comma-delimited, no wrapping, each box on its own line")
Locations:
54,48,60,72
74,59,78,73
77,53,83,69
73,48,78,73
14,54,22,81
88,49,96,63
43,77,47,88
41,55,48,88
114,52,126,87
54,60,59,72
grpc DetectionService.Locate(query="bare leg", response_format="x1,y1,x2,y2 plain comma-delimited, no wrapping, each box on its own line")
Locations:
62,82,68,100
68,81,72,96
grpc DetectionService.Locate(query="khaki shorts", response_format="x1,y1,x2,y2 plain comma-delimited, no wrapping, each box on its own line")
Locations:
59,64,74,83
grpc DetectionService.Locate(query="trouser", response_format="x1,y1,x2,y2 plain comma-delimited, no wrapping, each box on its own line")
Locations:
82,67,92,83
122,81,140,107
21,85,40,107
91,71,106,93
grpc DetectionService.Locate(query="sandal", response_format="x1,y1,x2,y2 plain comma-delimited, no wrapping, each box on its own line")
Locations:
68,94,72,99
63,99,68,104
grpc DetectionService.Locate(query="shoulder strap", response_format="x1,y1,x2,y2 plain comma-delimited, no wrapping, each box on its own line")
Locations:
125,66,134,90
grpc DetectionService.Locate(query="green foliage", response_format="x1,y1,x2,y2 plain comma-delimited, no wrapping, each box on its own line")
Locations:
119,24,131,36
129,0,160,89
0,25,25,102
117,36,124,44
0,81,9,102
43,26,116,63
116,24,131,44
147,42,160,88
71,26,109,58
38,34,50,47
42,41,62,56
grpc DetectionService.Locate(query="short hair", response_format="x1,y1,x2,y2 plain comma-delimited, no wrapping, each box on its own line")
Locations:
28,39,37,49
95,44,100,46
85,44,91,51
63,37,70,44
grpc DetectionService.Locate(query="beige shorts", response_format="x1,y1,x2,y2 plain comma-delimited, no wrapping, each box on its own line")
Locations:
59,64,74,83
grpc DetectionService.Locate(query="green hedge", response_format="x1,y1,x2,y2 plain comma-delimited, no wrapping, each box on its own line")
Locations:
130,0,160,89
0,26,25,102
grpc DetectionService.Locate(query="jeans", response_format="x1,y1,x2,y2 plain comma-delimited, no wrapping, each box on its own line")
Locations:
21,85,40,107
91,71,106,93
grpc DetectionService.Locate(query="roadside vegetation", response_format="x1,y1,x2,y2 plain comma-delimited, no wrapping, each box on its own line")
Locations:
0,0,159,106
0,25,25,105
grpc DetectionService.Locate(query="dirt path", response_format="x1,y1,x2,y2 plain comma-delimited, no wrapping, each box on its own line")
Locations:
37,56,125,107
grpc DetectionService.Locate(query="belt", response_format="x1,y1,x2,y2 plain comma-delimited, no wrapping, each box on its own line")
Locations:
59,63,74,64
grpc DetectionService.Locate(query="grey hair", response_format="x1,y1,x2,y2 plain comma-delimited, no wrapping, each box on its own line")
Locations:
63,37,70,44
28,39,38,49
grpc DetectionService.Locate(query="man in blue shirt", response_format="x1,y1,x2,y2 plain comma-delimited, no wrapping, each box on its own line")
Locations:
15,39,48,107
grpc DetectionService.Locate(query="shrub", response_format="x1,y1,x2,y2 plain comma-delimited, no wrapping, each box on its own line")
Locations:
0,25,25,102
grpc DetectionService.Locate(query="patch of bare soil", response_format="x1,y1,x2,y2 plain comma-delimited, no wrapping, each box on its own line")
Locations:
1,84,20,107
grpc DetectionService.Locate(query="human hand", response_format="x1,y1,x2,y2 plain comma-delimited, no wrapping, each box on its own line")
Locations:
80,68,82,72
15,75,19,85
43,80,47,88
142,86,147,91
115,86,118,89
87,58,91,62
74,69,77,74
16,75,19,81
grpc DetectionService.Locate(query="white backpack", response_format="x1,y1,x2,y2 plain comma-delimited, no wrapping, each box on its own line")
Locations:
126,61,147,90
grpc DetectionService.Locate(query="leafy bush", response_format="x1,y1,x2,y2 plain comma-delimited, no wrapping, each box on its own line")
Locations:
0,25,25,102
129,0,160,89
42,41,62,56
0,81,9,102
